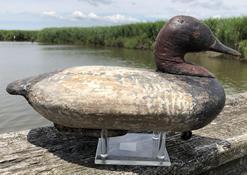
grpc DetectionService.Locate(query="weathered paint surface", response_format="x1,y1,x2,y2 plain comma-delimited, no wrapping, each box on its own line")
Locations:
154,16,240,78
7,66,225,132
0,93,247,175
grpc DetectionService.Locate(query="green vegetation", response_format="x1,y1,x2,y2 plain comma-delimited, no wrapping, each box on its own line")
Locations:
0,17,246,57
239,40,247,57
36,22,163,49
0,30,37,41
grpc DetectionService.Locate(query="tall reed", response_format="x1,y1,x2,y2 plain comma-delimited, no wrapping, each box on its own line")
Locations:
0,17,246,57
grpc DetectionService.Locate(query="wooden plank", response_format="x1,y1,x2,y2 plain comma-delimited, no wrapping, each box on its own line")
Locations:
0,93,247,175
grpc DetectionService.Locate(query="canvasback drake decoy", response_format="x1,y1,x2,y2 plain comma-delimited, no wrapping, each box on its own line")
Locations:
6,16,240,139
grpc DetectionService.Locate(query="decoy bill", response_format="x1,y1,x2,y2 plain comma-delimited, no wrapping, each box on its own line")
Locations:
6,16,241,139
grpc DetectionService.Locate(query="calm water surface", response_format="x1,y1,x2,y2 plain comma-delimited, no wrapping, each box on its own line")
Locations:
0,42,247,133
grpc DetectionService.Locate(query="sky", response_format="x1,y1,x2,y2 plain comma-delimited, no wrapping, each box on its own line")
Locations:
0,0,246,30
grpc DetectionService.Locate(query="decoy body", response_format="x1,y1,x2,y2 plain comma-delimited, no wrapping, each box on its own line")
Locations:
6,16,240,138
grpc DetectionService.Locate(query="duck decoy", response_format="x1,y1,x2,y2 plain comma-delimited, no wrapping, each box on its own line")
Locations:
6,16,240,139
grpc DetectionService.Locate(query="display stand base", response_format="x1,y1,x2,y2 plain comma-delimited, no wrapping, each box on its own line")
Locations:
95,130,171,166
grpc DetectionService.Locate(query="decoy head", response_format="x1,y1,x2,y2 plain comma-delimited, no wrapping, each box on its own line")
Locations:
154,15,241,77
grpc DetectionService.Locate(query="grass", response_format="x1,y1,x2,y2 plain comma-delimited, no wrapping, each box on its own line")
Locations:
0,30,37,42
0,17,246,57
36,21,163,49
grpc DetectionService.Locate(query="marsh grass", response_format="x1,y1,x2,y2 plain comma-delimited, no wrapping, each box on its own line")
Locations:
0,30,37,42
36,21,163,49
0,17,246,57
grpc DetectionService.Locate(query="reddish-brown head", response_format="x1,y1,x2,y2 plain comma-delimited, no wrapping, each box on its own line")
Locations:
154,16,241,77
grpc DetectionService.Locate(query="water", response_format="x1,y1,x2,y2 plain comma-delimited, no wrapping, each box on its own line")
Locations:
0,42,247,133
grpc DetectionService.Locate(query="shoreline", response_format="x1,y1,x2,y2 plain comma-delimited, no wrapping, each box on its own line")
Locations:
0,41,246,61
0,16,246,58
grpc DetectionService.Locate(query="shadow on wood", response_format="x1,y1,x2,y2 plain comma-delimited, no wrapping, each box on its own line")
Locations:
27,126,230,174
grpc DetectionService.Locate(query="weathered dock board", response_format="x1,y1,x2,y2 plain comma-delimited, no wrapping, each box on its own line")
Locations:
1,93,247,175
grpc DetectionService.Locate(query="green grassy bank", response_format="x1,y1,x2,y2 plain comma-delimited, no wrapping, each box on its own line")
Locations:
0,17,247,57
37,21,163,49
0,30,38,42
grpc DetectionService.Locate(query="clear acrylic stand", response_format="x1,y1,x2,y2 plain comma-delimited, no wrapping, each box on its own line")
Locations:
95,129,171,166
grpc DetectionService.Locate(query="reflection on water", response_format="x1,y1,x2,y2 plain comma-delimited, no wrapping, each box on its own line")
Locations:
0,42,246,133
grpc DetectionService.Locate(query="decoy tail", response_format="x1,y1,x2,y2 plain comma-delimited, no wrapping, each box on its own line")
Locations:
6,70,64,97
6,77,33,96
